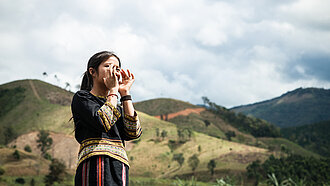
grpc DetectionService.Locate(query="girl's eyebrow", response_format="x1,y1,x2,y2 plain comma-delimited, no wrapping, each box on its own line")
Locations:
104,62,120,67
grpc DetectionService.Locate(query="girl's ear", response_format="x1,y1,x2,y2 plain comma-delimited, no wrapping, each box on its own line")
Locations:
88,67,95,76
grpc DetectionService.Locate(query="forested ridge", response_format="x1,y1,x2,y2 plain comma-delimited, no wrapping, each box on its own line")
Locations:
232,87,330,127
281,120,330,157
202,97,281,138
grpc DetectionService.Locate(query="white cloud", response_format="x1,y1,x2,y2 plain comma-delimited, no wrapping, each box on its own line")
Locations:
1,0,330,107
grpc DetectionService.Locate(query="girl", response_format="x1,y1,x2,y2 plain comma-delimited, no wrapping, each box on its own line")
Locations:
71,51,142,186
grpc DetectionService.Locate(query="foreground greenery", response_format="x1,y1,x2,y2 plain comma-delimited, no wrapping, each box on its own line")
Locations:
0,175,226,186
246,154,330,185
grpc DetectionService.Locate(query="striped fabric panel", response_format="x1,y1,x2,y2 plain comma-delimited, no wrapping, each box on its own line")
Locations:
97,102,121,132
122,163,126,186
96,156,104,186
82,158,90,186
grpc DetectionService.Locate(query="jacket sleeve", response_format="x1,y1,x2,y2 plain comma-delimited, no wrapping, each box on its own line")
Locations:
122,110,142,140
71,91,121,133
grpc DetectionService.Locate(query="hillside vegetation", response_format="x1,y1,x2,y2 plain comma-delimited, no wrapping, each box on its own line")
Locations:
202,97,280,138
231,88,330,127
281,120,330,157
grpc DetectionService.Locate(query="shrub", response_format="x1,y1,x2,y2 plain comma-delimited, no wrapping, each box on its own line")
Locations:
13,150,20,160
24,145,32,152
44,158,67,186
15,177,25,184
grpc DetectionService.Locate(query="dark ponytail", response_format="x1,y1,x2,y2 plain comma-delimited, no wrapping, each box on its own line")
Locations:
80,71,93,91
80,51,121,91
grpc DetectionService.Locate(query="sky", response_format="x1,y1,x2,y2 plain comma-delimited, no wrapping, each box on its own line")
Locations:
1,0,330,108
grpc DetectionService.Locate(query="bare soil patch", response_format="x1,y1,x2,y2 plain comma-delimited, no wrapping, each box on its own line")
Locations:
154,108,205,120
9,131,79,170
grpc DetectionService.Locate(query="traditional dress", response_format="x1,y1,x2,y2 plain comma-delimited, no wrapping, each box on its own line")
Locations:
71,90,142,186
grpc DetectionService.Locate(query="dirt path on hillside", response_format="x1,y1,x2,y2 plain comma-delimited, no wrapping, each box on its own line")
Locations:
29,80,41,101
154,108,205,120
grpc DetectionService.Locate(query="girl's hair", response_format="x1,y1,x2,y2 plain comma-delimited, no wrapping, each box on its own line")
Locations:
80,51,121,91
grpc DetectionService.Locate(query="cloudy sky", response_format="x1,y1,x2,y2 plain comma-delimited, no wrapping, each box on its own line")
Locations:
1,0,330,107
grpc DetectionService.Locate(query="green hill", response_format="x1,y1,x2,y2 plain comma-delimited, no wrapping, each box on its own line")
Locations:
0,79,73,145
134,97,260,146
231,87,330,128
281,120,330,157
134,98,199,116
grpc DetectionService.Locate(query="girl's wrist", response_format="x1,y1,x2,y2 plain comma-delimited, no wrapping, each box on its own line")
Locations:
108,88,118,94
119,90,130,96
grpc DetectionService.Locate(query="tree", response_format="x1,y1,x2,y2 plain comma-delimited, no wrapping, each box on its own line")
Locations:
24,145,32,152
0,166,5,176
161,130,167,140
198,145,202,153
177,128,192,143
188,154,200,172
65,82,71,90
225,131,236,141
54,74,59,82
4,126,16,144
44,158,67,186
204,120,211,127
155,128,160,137
173,153,184,167
13,150,20,160
202,96,210,106
246,159,263,186
207,159,216,176
30,178,35,186
37,130,53,156
15,177,25,184
42,72,48,77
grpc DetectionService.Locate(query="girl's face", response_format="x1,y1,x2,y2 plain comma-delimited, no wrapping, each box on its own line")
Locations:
90,56,121,84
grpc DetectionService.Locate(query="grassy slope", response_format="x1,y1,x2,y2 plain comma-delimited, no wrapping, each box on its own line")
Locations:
0,147,50,176
134,98,199,116
128,112,270,180
169,110,258,146
0,79,74,142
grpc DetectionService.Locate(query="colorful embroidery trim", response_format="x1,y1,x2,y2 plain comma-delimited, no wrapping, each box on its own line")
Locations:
77,138,129,168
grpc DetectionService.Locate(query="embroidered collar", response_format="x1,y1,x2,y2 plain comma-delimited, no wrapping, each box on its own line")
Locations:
90,91,106,99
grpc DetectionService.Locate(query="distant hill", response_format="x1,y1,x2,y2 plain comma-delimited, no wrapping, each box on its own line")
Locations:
281,120,330,157
231,88,330,128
